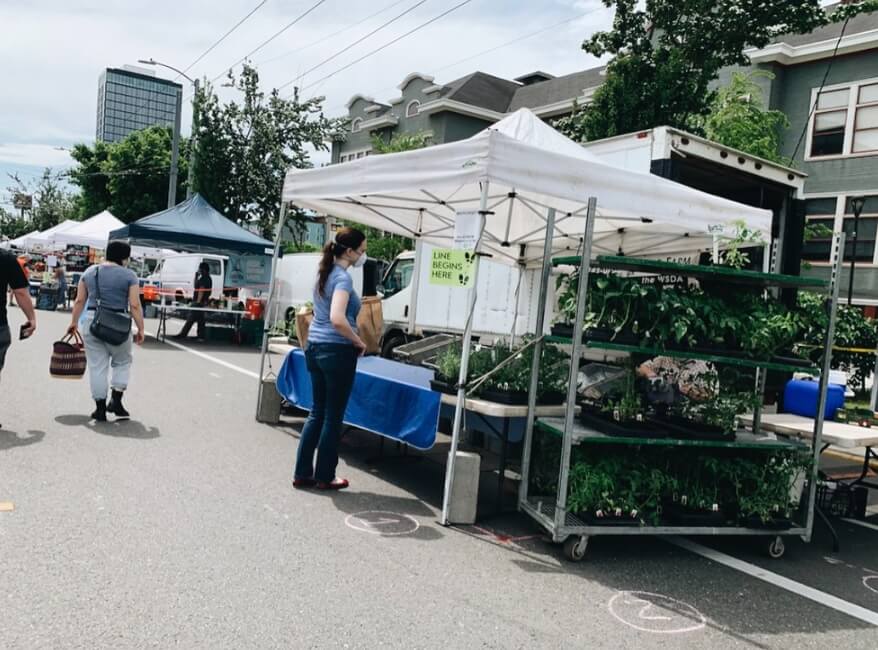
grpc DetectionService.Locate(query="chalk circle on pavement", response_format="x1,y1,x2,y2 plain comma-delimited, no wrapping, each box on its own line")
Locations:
345,510,420,536
865,575,878,595
608,591,707,634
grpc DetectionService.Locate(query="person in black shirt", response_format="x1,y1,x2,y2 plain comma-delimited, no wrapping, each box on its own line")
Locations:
173,262,213,340
1,250,37,408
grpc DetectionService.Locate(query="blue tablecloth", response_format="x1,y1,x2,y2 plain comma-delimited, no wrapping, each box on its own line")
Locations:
276,349,441,450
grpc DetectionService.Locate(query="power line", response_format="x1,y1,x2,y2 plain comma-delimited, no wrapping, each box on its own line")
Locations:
277,0,429,92
302,0,475,92
209,0,330,84
180,0,270,77
790,15,852,162
258,0,410,67
323,8,601,113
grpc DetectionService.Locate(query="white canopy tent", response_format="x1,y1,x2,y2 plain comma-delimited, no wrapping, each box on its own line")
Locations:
52,210,124,249
22,220,81,250
5,230,39,250
269,108,774,524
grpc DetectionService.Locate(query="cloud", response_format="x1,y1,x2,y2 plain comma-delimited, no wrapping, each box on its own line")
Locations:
0,144,74,168
2,1,615,172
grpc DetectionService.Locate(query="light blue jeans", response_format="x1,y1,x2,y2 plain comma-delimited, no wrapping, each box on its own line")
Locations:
83,315,132,400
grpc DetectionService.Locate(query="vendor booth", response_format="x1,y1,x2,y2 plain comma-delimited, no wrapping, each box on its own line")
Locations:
111,194,275,343
264,109,842,558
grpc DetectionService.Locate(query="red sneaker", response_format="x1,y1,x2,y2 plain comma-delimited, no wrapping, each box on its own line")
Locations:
316,478,349,491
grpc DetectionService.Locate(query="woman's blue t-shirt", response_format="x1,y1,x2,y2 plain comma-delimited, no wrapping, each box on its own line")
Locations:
308,265,361,345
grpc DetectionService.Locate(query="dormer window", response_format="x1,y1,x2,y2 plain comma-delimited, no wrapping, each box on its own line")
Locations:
406,100,421,117
351,118,363,133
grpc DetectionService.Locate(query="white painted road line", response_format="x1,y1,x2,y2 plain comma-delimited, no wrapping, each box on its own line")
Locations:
147,331,260,379
842,518,878,533
670,538,878,627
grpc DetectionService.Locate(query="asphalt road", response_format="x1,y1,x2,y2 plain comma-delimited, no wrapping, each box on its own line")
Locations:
2,308,878,649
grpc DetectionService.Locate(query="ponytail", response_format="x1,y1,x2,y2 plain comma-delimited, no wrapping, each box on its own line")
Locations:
317,226,366,296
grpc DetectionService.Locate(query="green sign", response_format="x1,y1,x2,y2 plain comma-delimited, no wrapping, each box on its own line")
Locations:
429,248,476,288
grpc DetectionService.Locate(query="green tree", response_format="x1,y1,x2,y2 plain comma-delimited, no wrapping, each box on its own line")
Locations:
371,131,431,154
702,72,790,165
556,0,877,142
7,169,78,232
0,206,31,239
67,140,112,218
193,64,339,238
105,126,188,222
67,126,189,223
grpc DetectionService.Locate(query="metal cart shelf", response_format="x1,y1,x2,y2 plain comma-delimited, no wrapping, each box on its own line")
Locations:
517,205,845,562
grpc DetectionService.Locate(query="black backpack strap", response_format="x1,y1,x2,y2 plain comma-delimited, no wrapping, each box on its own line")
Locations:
93,265,102,306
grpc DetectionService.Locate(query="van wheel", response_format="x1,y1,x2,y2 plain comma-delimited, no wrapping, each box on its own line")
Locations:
285,307,295,324
381,334,407,359
175,290,184,302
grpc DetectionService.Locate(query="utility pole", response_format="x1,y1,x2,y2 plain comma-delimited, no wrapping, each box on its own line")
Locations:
167,86,183,209
186,78,200,199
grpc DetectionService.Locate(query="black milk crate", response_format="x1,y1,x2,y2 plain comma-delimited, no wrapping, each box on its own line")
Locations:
816,482,868,519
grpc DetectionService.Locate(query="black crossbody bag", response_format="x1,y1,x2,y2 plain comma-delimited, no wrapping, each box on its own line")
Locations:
89,266,132,345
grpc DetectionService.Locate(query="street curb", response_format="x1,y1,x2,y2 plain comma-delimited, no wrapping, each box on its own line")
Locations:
823,448,878,472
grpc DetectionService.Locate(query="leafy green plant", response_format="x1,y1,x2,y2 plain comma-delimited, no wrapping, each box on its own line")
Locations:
718,220,764,270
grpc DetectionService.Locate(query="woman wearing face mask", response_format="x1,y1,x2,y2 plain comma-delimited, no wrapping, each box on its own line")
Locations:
293,227,367,491
68,240,145,421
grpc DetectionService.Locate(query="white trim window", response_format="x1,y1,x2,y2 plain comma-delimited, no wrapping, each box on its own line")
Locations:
406,100,420,117
807,78,878,159
351,117,363,133
803,194,878,264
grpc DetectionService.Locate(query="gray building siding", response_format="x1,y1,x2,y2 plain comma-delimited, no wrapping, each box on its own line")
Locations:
96,68,182,143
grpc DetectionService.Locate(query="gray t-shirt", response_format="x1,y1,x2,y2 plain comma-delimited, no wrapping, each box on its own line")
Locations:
82,263,138,311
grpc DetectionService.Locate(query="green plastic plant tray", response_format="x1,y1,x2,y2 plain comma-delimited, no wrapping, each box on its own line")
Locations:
544,337,819,374
551,254,827,289
535,417,808,451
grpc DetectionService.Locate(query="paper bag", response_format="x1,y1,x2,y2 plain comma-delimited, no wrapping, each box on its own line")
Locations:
357,296,384,355
294,307,313,349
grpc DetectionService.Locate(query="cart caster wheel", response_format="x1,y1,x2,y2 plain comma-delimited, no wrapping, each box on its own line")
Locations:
767,536,785,559
563,535,589,562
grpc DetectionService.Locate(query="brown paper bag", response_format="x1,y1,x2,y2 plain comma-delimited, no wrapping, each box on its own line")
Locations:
357,296,384,355
294,307,313,349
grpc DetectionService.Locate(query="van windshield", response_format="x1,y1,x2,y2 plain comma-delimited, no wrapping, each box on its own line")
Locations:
381,258,414,297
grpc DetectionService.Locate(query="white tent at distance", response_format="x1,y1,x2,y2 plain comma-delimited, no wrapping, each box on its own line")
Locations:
281,108,772,267
53,210,124,249
22,220,81,250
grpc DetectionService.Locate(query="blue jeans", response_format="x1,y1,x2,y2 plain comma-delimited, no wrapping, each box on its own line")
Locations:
294,343,358,482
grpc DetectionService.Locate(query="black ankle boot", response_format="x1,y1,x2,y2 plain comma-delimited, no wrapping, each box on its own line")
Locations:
107,390,130,418
91,399,107,422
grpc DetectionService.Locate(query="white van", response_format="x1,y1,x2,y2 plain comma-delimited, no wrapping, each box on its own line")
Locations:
242,253,364,325
146,253,226,302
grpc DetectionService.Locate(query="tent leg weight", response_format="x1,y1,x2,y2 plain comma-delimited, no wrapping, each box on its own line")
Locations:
256,378,282,424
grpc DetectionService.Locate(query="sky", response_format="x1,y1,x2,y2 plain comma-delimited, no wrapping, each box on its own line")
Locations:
0,0,614,210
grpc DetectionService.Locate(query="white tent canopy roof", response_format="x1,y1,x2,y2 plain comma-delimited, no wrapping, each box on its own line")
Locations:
22,220,81,249
282,109,772,266
9,229,40,249
53,210,124,249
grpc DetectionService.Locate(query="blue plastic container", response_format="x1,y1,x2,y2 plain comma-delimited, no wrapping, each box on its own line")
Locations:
783,379,845,420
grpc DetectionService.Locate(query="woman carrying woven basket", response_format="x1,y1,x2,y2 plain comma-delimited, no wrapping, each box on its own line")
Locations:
68,241,145,422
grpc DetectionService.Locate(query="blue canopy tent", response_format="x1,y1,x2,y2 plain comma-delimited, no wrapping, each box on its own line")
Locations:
109,194,275,256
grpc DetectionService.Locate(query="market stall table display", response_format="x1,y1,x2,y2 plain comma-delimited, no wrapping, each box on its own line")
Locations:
740,413,878,490
264,107,843,559
155,303,246,343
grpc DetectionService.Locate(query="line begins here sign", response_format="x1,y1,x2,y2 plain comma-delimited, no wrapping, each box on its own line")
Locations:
429,248,475,288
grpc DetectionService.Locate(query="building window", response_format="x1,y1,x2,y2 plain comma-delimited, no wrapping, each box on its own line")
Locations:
809,78,878,158
406,100,420,117
802,197,837,261
853,83,878,153
351,118,363,133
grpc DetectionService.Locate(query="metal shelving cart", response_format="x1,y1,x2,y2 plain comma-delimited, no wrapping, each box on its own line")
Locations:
518,223,845,561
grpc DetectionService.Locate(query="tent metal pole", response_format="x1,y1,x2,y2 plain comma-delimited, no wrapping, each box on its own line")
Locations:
408,238,424,335
255,201,288,419
554,197,596,538
440,182,489,525
519,208,556,510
